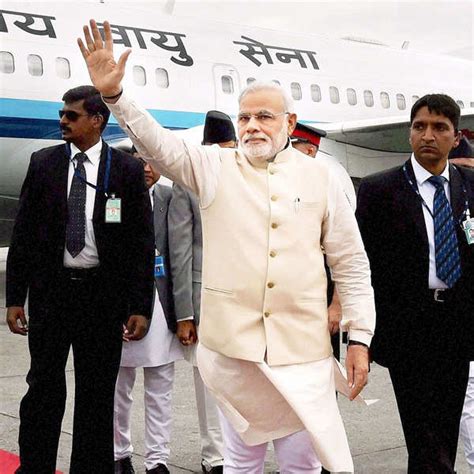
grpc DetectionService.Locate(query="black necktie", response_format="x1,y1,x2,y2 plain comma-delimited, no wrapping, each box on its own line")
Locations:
428,175,462,287
66,152,87,258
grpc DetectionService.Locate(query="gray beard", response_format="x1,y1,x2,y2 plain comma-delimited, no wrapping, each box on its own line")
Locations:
241,127,288,166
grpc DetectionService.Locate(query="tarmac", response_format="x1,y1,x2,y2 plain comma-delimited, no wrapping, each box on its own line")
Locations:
0,264,471,473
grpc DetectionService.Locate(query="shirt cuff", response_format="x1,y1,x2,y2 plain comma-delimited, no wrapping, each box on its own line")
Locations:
348,329,372,347
177,316,194,322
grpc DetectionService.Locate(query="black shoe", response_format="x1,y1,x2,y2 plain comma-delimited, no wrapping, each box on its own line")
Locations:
146,464,170,474
201,462,224,473
115,456,135,474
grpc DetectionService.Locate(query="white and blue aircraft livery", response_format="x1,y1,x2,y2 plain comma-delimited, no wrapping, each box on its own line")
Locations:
0,1,473,245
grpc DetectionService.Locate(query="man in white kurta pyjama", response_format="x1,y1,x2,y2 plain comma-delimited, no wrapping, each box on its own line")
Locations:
79,22,376,473
114,158,183,474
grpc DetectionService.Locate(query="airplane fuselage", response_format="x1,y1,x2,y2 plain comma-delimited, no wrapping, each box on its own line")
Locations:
0,1,473,245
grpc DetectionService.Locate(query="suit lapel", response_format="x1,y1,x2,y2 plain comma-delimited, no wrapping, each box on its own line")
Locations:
449,164,466,226
399,160,429,247
56,144,70,222
153,184,165,231
93,141,108,223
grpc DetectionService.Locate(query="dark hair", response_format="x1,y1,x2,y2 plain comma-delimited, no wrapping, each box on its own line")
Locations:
62,85,110,132
410,94,460,132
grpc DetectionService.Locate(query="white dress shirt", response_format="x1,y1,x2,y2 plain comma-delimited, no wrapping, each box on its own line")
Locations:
63,140,101,268
410,155,451,289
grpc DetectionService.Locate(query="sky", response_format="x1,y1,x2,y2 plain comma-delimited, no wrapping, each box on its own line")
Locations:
98,0,473,60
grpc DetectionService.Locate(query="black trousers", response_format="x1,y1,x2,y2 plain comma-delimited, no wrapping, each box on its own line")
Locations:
387,299,470,474
17,272,123,474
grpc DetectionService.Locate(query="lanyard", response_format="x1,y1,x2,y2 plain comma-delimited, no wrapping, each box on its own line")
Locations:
66,144,112,197
403,162,471,226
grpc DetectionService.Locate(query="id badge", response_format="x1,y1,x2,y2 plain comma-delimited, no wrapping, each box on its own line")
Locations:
105,197,121,223
155,255,166,277
462,217,474,245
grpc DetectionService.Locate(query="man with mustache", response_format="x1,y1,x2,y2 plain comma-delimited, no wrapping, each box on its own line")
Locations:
79,21,375,472
357,94,474,473
6,85,154,473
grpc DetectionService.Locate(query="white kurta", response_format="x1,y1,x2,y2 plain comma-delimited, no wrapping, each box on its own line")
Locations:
197,344,353,473
120,286,183,368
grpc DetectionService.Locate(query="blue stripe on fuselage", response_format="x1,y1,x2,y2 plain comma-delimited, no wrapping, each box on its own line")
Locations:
0,98,207,139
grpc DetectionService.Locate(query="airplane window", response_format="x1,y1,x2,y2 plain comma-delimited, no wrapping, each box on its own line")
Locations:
133,65,146,86
221,75,234,94
0,51,14,73
329,86,340,104
396,93,406,110
347,88,357,106
364,90,374,107
380,92,390,109
247,77,256,85
310,84,321,102
456,100,464,109
55,57,71,79
155,68,169,88
412,95,420,104
291,82,302,101
27,54,43,77
470,102,474,108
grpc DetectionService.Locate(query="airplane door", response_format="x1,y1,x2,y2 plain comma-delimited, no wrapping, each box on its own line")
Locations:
212,64,240,116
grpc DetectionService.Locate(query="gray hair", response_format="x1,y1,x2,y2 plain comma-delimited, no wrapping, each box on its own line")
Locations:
238,81,294,113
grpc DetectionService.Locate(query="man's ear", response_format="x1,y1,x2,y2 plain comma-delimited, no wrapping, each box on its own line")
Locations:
93,114,104,131
287,113,297,135
452,130,462,149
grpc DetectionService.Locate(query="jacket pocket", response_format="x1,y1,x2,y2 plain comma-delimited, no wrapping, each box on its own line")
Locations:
298,296,326,304
300,201,321,209
203,286,235,298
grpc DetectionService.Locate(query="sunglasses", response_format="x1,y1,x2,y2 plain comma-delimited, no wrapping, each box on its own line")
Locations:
58,110,92,121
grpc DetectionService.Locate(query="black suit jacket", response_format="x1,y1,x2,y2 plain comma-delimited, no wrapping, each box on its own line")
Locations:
6,141,155,321
356,159,474,366
152,184,176,332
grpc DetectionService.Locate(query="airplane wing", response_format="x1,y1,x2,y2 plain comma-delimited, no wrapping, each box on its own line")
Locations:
315,109,474,153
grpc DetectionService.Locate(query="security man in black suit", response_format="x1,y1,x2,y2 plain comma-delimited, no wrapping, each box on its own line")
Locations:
6,85,155,473
356,94,474,473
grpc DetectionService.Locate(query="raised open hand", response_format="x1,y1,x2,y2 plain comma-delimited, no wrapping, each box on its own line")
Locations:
78,19,131,98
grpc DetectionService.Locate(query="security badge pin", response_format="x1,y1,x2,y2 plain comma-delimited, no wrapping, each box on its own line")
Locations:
154,249,166,278
462,212,474,245
105,193,121,223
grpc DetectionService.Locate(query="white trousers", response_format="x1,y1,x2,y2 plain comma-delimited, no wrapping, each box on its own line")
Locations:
114,363,174,470
193,365,225,468
219,410,321,473
461,362,474,472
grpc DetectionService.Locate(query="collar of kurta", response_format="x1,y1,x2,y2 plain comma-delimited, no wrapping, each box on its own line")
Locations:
239,140,293,169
